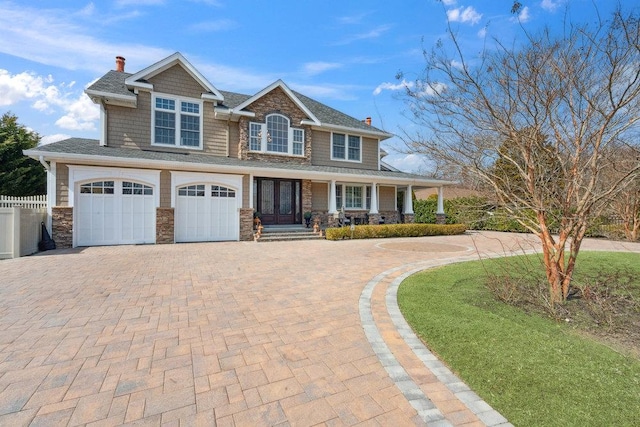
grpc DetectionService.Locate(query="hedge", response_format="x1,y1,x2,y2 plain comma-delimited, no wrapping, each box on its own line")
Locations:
325,223,467,240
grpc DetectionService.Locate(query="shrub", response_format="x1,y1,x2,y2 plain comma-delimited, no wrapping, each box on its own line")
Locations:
414,195,489,229
324,223,467,240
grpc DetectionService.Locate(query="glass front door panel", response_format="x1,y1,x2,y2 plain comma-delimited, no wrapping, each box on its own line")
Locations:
279,181,292,215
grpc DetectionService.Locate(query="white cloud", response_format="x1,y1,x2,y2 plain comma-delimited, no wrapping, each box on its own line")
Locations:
442,0,457,5
0,69,99,131
477,27,487,38
40,134,71,145
373,80,414,96
0,70,51,106
188,19,237,33
541,0,562,12
334,24,393,45
381,153,430,173
447,6,482,25
0,3,171,74
55,93,99,131
302,62,342,76
512,6,531,23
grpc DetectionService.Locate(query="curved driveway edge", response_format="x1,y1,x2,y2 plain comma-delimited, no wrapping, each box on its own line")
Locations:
0,232,638,426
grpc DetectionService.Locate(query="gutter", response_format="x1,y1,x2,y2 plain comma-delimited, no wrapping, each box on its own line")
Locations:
24,149,457,187
38,156,50,171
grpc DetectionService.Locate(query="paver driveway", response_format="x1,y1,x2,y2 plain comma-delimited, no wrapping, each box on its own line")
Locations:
1,232,638,426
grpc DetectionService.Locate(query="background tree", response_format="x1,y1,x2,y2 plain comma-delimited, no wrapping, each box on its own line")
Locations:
602,145,640,241
399,7,640,305
0,113,46,196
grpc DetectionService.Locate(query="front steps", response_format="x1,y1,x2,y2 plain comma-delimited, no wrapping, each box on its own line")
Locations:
256,225,324,242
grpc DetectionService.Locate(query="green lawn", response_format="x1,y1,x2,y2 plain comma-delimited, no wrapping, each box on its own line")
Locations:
398,252,640,427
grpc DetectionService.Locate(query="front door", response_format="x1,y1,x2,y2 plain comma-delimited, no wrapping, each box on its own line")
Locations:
255,178,301,225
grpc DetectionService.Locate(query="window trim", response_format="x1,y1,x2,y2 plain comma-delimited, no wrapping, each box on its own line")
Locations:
335,183,369,210
331,133,362,163
151,92,204,150
248,113,305,157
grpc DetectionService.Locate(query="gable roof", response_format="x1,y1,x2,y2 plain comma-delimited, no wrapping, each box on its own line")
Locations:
86,52,392,139
125,52,224,101
232,80,321,125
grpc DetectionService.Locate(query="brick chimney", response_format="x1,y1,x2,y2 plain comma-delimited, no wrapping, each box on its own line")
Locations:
365,117,372,126
115,56,125,72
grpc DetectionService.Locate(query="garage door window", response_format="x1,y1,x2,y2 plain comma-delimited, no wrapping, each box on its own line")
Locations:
211,186,235,198
123,182,153,195
178,184,205,197
80,181,114,194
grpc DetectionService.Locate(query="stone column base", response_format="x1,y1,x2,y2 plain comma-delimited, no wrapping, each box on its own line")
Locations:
156,208,174,244
52,206,73,249
436,213,446,224
368,213,381,225
240,208,254,241
403,213,415,224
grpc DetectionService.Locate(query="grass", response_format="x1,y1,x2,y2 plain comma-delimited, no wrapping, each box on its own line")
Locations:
397,252,640,427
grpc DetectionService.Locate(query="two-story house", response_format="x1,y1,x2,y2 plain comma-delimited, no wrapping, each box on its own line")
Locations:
25,53,452,248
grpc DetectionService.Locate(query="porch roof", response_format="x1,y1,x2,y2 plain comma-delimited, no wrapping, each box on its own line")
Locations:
26,138,456,188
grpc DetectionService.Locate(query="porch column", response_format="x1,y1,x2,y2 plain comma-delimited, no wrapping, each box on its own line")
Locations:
328,180,337,214
403,185,414,214
369,183,378,214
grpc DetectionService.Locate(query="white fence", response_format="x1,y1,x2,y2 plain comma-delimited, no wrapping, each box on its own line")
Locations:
0,206,47,259
0,194,47,209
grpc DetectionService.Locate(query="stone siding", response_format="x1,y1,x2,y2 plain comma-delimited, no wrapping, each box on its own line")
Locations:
239,208,254,241
156,208,174,244
52,206,73,249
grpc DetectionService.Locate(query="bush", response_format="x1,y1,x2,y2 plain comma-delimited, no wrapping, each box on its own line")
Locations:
324,223,467,240
414,195,489,229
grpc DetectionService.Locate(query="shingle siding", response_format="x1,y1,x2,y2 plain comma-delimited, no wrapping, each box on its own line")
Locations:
379,186,396,211
311,131,379,170
148,65,204,99
311,182,328,210
107,93,151,149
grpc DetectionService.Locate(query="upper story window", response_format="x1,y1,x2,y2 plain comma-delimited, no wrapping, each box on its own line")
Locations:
249,114,304,157
152,94,203,149
331,133,361,162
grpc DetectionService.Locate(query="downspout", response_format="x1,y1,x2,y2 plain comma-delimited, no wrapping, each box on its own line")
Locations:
100,100,107,146
39,156,53,233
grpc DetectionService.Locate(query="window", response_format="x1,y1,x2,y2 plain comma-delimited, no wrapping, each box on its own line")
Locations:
249,114,304,157
335,184,369,210
178,184,205,197
122,182,153,195
80,181,114,194
331,133,361,162
211,185,236,198
153,94,202,149
345,186,363,209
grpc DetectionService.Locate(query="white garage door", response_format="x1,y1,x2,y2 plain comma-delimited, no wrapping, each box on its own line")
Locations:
175,184,239,242
76,180,156,246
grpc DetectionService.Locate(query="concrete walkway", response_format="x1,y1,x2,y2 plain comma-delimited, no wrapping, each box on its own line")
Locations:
0,232,638,426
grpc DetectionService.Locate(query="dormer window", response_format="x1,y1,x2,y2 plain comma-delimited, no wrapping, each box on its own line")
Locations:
249,114,304,157
152,93,203,149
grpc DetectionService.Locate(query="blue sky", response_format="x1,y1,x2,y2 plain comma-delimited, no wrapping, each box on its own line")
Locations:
0,0,633,172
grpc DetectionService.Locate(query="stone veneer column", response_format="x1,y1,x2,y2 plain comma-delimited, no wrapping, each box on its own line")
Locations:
302,180,312,221
239,208,254,241
52,206,73,249
368,213,381,225
436,213,447,224
403,214,415,224
156,208,174,244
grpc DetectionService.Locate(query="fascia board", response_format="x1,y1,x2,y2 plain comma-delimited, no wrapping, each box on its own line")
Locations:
125,52,224,101
84,89,137,107
306,122,393,140
24,148,455,188
234,80,321,125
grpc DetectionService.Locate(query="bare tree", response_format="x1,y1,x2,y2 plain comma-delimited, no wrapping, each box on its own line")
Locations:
399,7,640,304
